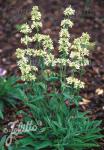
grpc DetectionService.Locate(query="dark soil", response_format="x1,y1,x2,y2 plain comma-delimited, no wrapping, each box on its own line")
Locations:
0,0,104,149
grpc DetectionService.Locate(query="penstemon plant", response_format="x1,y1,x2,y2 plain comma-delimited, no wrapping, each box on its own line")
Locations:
4,5,102,150
15,6,94,105
16,6,93,84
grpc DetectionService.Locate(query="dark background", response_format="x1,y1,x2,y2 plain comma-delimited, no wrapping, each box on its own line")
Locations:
0,0,104,149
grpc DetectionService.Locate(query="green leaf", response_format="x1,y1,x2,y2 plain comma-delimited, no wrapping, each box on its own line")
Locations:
11,88,27,100
0,110,4,119
26,103,40,114
16,137,34,147
0,135,7,147
46,77,58,82
0,101,4,119
35,141,52,149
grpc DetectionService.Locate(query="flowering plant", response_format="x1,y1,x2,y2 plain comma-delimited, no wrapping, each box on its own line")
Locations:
16,6,93,87
11,5,103,150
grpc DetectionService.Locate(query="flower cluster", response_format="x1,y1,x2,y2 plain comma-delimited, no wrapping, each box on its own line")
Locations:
31,6,42,29
32,34,44,42
64,5,75,16
32,34,54,52
21,35,32,45
66,77,85,89
32,50,47,57
16,48,25,59
42,35,54,51
70,33,92,70
20,23,31,34
31,6,41,21
59,29,70,38
52,58,70,66
59,37,71,55
61,19,74,28
16,6,54,81
71,33,91,51
16,5,93,84
59,6,74,56
44,53,55,66
16,48,38,81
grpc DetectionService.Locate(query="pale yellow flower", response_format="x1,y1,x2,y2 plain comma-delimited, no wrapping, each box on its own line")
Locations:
66,77,85,89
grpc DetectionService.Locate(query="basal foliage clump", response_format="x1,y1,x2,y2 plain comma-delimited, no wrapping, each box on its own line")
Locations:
1,5,102,150
0,76,25,119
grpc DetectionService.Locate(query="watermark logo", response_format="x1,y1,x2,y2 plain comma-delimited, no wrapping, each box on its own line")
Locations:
3,120,41,147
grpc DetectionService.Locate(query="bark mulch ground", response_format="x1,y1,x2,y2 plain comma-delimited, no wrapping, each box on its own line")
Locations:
0,0,104,149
